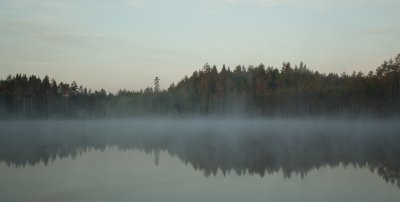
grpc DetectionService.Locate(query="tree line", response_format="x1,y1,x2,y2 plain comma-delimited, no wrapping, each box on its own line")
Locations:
1,53,399,118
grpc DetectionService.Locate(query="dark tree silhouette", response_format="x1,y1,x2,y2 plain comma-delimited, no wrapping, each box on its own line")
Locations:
154,76,160,93
1,53,400,118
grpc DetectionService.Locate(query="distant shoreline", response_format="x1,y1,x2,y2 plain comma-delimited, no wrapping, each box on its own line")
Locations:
1,54,400,118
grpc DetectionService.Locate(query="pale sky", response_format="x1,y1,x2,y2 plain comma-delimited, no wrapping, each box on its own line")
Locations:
0,0,399,92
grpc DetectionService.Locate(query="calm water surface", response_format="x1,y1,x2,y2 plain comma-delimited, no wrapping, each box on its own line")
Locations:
0,119,399,202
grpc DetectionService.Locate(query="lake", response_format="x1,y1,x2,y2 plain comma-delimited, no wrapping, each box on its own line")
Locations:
0,119,400,202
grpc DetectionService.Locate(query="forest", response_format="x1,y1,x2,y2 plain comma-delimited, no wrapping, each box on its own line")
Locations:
0,53,399,118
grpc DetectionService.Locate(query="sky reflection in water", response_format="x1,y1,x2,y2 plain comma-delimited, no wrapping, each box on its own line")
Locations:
0,119,399,202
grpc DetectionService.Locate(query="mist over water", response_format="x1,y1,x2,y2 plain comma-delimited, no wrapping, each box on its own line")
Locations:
0,120,399,171
1,118,400,201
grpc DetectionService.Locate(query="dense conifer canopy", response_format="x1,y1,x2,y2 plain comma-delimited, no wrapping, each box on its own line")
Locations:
1,54,399,118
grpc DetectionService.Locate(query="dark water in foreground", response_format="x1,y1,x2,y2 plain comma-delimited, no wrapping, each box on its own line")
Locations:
0,119,400,202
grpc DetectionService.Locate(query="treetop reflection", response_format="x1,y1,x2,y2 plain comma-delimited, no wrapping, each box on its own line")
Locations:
0,119,399,187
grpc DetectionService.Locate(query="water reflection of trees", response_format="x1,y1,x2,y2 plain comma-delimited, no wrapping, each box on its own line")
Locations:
0,121,399,187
